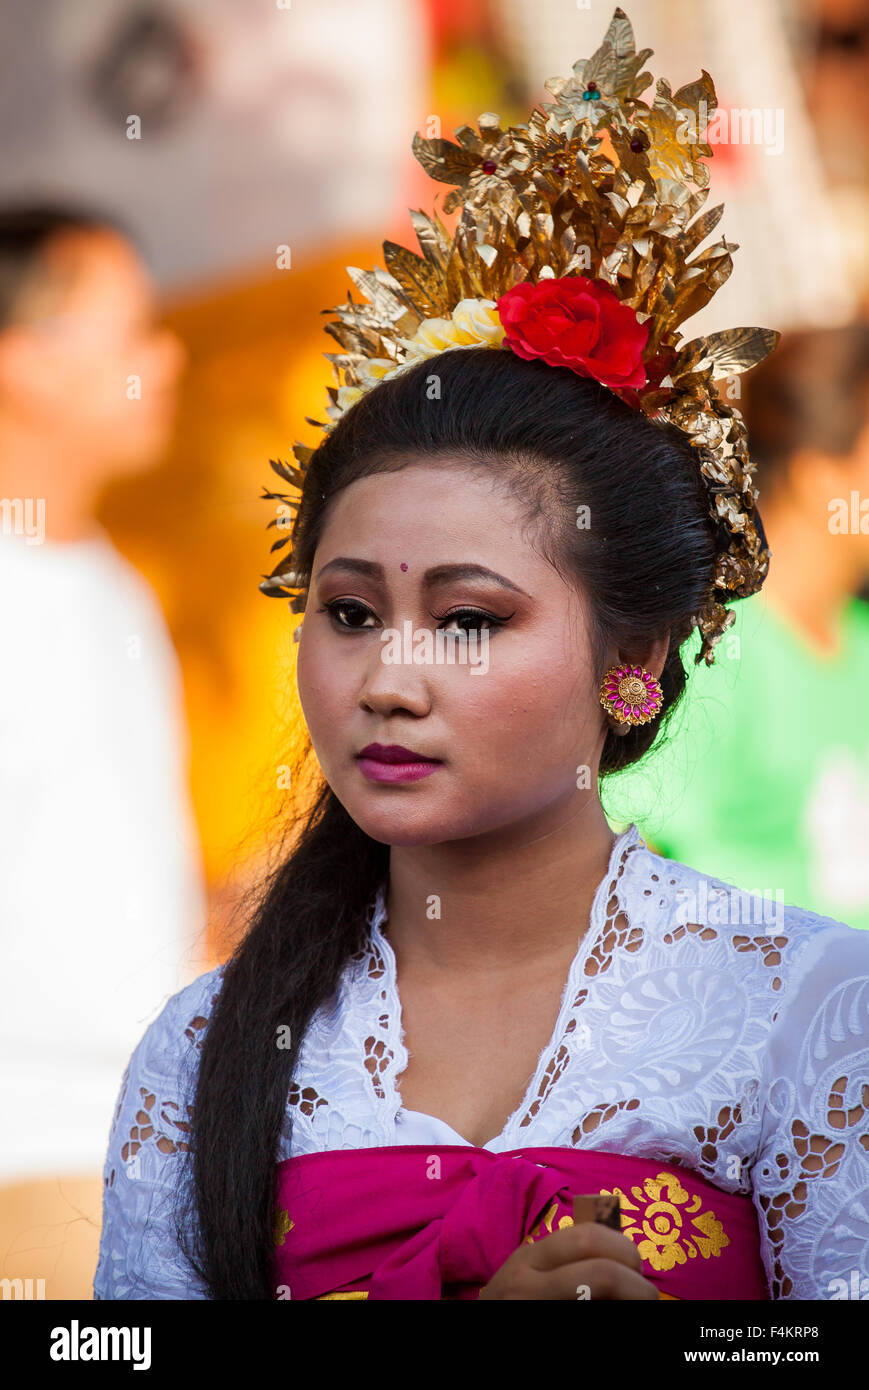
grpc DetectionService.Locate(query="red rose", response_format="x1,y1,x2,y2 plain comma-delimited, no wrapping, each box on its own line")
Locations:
496,275,649,391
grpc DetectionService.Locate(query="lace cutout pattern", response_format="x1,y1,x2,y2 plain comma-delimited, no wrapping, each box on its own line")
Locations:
121,1089,192,1161
731,934,788,992
517,834,643,1131
571,1096,641,1144
289,1084,327,1118
752,969,869,1298
93,824,869,1301
363,1037,392,1099
94,980,217,1299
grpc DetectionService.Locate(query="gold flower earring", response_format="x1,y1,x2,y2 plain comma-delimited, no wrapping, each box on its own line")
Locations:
599,663,663,732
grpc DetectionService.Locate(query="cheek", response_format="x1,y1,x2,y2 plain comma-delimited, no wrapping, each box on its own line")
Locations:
295,640,320,729
296,636,351,752
449,644,600,778
63,357,133,426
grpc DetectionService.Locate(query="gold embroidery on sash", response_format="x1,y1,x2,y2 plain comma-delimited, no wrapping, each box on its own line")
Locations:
524,1172,729,1272
273,1207,294,1248
524,1202,574,1242
602,1172,729,1269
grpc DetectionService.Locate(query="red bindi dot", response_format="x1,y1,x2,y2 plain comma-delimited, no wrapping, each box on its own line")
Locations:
400,562,408,571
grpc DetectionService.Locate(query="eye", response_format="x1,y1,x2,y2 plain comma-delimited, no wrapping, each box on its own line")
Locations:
319,599,378,630
317,600,510,636
436,607,508,637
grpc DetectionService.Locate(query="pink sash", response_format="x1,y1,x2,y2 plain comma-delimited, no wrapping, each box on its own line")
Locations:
271,1145,770,1300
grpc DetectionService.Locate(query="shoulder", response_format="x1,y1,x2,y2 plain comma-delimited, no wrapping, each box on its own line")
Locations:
108,966,227,1168
625,833,869,992
610,833,868,1301
636,831,869,1045
150,965,227,1048
129,964,226,1075
94,966,227,1300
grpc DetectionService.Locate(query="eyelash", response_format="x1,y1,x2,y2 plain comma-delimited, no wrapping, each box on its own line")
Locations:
317,599,510,635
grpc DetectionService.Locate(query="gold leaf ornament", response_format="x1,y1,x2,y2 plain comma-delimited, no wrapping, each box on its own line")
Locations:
260,5,777,666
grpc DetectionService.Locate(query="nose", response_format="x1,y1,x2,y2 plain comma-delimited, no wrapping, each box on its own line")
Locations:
359,638,433,718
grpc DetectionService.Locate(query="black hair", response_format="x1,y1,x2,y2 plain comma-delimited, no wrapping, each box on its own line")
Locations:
181,345,724,1298
0,202,133,329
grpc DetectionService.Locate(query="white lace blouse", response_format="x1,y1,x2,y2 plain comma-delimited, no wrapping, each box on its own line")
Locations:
93,824,869,1300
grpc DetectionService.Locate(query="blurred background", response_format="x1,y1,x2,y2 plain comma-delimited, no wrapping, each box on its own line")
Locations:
0,0,867,1298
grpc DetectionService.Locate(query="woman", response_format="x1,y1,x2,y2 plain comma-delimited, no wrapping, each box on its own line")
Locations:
94,9,869,1301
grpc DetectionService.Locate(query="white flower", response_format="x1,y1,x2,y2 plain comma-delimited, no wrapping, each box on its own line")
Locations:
400,297,505,363
355,357,397,387
335,384,364,411
329,301,506,419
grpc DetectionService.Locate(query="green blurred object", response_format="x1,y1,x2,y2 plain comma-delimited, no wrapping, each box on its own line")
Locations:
602,591,869,932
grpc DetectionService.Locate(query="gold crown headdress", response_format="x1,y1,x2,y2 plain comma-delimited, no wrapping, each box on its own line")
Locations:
261,6,776,666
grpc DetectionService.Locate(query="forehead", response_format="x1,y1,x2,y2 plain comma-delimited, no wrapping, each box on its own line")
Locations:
314,461,565,586
15,228,151,324
320,461,524,540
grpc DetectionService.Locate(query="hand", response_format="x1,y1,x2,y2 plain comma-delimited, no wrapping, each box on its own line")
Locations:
478,1221,660,1300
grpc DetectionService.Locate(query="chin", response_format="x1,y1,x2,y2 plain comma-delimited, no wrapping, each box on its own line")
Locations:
347,795,493,849
342,796,455,848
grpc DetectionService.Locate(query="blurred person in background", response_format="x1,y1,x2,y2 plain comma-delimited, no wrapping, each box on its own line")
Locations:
0,205,207,1296
604,323,869,932
804,0,869,304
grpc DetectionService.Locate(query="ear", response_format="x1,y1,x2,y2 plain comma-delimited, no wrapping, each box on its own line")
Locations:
601,631,670,739
608,629,671,681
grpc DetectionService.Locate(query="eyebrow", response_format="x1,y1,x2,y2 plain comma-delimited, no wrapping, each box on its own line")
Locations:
313,557,529,597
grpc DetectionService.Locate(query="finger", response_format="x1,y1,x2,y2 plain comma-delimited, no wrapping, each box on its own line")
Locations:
542,1257,661,1302
527,1220,644,1274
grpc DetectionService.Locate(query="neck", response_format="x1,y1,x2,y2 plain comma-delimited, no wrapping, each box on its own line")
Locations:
383,792,618,978
759,495,858,655
0,418,101,543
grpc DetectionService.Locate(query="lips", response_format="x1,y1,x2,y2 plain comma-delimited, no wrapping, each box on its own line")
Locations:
357,743,440,764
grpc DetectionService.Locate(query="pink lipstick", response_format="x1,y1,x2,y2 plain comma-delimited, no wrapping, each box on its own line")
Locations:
356,743,443,784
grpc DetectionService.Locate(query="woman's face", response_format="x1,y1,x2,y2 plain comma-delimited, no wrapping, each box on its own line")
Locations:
296,460,607,847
